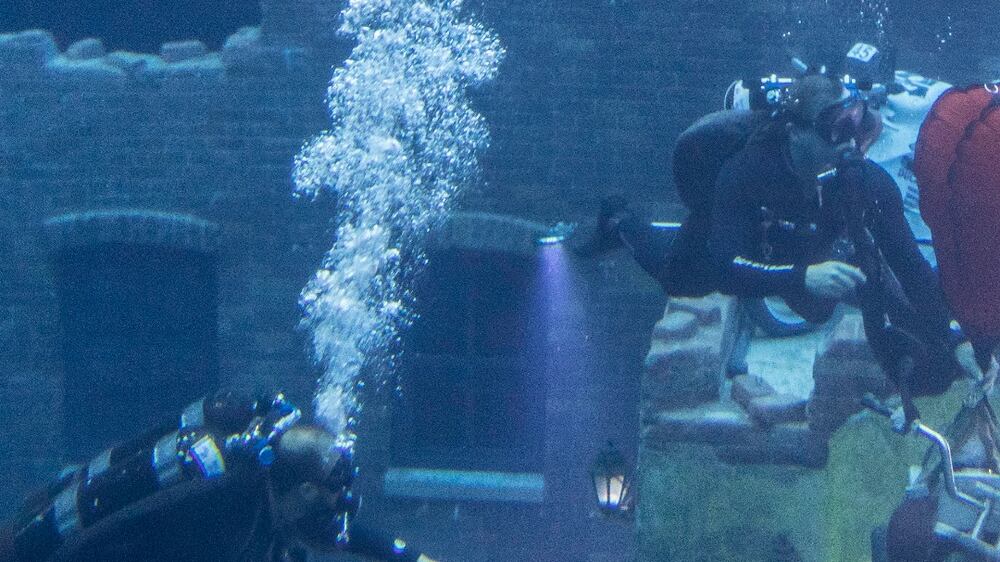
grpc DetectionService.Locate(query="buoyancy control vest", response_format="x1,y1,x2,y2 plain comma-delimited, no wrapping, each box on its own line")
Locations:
914,84,1000,338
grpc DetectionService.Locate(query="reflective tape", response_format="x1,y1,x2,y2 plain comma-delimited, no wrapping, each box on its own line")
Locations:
190,436,226,478
733,256,795,272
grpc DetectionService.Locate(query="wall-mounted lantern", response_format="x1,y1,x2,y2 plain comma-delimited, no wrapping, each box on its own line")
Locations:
590,441,634,517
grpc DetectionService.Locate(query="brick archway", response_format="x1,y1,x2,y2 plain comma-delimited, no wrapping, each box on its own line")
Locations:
43,209,222,458
42,209,220,254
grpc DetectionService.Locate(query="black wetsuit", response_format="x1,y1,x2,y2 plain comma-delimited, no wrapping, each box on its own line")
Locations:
1,472,419,562
0,391,423,562
621,132,959,394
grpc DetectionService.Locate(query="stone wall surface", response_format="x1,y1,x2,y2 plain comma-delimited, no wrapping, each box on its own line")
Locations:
637,294,990,561
641,295,828,470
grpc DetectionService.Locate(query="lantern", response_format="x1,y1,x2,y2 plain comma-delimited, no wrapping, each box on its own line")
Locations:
590,441,633,516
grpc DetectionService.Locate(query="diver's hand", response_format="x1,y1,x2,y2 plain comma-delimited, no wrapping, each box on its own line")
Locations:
890,406,912,434
954,341,984,382
960,343,999,407
805,261,867,299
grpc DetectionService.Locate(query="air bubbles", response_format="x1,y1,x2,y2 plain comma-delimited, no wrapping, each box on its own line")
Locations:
935,14,954,50
294,0,504,447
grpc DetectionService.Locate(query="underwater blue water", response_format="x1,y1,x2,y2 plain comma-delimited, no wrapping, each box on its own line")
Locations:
0,0,998,561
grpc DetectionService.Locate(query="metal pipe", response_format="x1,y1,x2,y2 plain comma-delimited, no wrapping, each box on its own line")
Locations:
914,422,985,509
934,522,1000,561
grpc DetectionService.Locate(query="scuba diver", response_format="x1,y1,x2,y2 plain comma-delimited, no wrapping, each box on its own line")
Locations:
579,70,986,417
0,391,437,562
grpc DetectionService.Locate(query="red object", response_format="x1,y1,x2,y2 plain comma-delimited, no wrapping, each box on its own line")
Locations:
915,85,1000,337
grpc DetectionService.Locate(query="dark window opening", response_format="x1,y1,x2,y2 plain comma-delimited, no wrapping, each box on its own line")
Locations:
0,0,261,52
55,242,219,459
392,249,544,473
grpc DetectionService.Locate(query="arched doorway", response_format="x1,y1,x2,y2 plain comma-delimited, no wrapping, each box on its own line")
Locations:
45,210,221,458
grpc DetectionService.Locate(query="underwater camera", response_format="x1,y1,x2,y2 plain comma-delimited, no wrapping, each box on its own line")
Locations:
724,42,891,111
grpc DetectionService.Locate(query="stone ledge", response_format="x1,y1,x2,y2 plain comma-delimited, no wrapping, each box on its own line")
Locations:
430,211,548,258
642,403,756,445
667,297,723,324
746,393,809,427
0,26,285,85
651,310,698,340
732,374,775,409
715,422,828,468
161,40,209,63
643,405,828,468
42,209,221,253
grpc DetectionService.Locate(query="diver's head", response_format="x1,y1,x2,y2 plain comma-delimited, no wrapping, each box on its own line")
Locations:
786,74,851,126
784,74,882,182
268,425,354,548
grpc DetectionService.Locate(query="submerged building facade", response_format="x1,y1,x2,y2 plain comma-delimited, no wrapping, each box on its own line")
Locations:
0,0,998,560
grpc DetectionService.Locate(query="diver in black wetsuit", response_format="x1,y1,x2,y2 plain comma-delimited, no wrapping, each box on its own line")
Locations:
586,74,985,406
0,391,437,562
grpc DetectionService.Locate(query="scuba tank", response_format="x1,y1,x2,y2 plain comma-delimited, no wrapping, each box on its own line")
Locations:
7,391,306,562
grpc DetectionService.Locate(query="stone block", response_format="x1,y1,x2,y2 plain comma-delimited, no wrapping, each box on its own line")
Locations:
816,312,873,360
104,51,164,76
643,294,740,408
0,30,58,69
47,58,125,80
732,375,775,409
667,295,724,324
155,54,225,80
160,40,209,63
644,343,721,407
65,38,105,60
807,394,867,434
746,393,808,427
222,26,265,69
642,403,756,447
715,422,828,468
652,310,698,340
808,311,890,434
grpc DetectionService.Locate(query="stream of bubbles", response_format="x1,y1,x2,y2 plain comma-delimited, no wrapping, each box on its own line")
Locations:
293,0,504,446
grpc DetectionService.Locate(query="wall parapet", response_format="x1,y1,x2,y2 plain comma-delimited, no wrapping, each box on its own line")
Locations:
0,25,341,85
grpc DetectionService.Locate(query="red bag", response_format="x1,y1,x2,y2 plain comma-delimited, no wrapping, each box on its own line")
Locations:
914,85,1000,338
